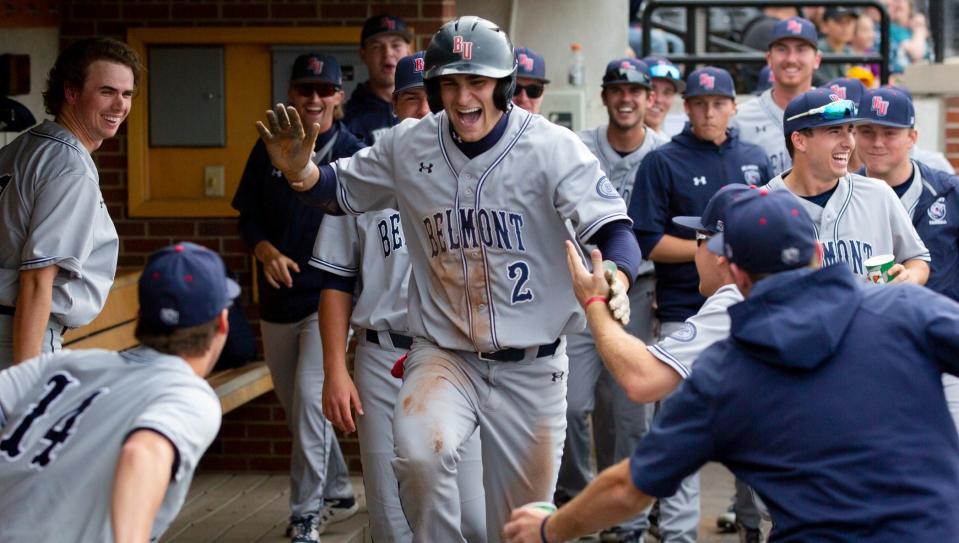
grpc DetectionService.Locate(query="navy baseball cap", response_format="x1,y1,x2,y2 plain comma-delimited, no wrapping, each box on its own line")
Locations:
755,65,775,94
394,51,426,95
361,14,412,45
642,56,686,92
602,58,651,88
683,67,735,99
783,88,858,136
822,77,866,105
673,184,760,233
515,47,549,83
708,189,818,274
824,6,859,20
140,242,240,329
290,53,342,87
883,83,913,101
859,88,915,128
768,16,818,49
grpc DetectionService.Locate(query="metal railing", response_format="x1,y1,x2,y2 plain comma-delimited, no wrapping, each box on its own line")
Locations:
640,0,891,85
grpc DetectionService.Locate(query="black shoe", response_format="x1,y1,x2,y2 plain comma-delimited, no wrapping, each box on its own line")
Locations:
599,526,645,543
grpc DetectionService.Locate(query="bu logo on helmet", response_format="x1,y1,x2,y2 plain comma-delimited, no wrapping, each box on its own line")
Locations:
871,95,889,116
452,36,473,60
307,57,323,74
787,19,803,34
829,85,847,99
699,73,715,90
414,57,425,72
518,53,534,71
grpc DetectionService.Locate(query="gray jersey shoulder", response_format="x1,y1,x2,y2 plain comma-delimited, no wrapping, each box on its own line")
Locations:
912,146,955,174
0,121,118,327
734,90,790,177
311,209,412,333
766,172,930,277
648,284,744,378
333,110,630,351
0,347,220,541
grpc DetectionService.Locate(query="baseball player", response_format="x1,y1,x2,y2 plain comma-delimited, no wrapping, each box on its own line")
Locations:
312,51,486,543
641,57,685,139
881,84,955,174
504,189,959,543
765,88,930,283
855,87,959,433
511,47,548,114
0,38,142,368
257,16,642,542
231,53,361,543
343,14,414,145
557,57,667,543
734,16,821,177
628,66,770,542
0,242,231,541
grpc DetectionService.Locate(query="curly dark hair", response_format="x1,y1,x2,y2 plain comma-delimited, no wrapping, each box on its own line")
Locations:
43,37,144,116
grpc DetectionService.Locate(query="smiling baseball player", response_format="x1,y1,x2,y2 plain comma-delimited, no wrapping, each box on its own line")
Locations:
257,16,642,542
0,38,142,368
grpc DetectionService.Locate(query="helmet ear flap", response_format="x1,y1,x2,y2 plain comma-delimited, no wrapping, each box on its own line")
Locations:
494,74,516,112
424,79,444,114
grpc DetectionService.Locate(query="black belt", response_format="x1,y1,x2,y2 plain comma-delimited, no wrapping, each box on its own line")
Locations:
365,329,413,350
0,305,13,316
478,338,561,363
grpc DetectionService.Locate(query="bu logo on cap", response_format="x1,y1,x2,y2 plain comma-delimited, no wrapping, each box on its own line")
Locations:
699,73,715,90
787,19,803,34
518,53,534,71
307,57,323,74
871,95,889,117
413,57,425,72
382,16,396,30
829,85,847,99
453,36,473,60
621,60,635,70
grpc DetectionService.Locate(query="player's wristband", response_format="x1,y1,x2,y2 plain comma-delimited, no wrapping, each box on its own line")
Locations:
540,513,553,543
585,296,608,309
285,161,316,183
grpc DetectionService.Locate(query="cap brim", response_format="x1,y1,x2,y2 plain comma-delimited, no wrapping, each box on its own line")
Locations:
602,81,652,89
290,77,341,86
857,118,914,128
672,215,706,231
706,232,726,256
684,90,736,99
225,277,241,302
652,77,686,92
769,36,818,50
364,30,413,44
393,82,425,95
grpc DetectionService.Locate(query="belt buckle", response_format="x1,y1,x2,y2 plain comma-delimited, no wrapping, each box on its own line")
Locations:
477,350,499,362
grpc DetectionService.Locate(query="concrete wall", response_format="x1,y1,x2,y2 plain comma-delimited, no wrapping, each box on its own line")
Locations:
0,28,58,146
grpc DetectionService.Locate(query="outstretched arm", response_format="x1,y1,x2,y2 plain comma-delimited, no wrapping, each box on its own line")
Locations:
256,104,321,191
111,429,176,543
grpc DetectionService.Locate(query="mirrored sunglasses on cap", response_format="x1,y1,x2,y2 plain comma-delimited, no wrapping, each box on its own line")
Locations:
293,83,339,98
649,63,681,80
513,83,545,98
617,68,651,85
785,98,858,123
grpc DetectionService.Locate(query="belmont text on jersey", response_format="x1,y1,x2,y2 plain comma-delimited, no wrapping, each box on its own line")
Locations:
377,211,406,257
821,239,874,274
422,207,527,257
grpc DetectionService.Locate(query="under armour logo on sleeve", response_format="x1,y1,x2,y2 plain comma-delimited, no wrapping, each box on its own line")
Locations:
419,162,433,173
551,371,566,382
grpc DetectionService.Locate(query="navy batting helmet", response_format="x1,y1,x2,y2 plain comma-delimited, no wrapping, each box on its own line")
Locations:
423,16,516,113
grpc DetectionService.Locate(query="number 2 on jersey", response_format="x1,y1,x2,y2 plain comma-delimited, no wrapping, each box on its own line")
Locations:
507,261,533,304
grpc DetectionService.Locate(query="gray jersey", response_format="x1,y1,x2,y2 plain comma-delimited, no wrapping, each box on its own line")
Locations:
333,108,630,352
766,171,931,278
735,89,790,177
0,347,220,542
912,146,955,175
0,121,118,327
648,284,743,379
310,209,411,332
577,125,668,276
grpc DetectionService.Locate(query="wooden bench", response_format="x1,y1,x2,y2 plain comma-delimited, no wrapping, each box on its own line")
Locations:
63,269,273,414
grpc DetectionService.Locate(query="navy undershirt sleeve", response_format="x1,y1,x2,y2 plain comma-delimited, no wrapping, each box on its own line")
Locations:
588,220,643,285
295,164,344,214
319,270,357,294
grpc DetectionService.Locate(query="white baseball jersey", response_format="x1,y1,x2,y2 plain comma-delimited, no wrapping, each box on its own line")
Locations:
0,121,118,327
577,124,668,276
310,208,411,333
332,108,631,352
766,171,930,278
648,284,743,379
0,347,220,542
735,89,791,177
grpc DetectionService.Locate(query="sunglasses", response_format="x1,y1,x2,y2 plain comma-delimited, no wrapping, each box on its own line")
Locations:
513,83,545,99
785,98,858,123
293,83,339,98
695,232,711,246
649,63,681,80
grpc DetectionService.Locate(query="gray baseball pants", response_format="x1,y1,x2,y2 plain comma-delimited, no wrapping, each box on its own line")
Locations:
0,315,64,370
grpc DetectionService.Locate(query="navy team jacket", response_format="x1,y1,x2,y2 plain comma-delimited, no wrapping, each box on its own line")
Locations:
912,161,959,301
343,82,397,145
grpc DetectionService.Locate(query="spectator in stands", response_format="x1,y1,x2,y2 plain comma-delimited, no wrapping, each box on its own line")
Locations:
850,12,880,84
818,7,859,81
889,0,932,75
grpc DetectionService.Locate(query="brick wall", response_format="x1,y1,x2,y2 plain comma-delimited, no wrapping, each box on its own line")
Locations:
59,0,455,473
945,97,959,170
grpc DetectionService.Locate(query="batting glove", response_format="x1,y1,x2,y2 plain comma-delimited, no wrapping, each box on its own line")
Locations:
603,260,630,326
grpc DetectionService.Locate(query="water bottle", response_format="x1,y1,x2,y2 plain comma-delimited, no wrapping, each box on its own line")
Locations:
568,42,585,86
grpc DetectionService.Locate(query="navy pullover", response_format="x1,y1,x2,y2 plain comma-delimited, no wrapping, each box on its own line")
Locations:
343,83,397,145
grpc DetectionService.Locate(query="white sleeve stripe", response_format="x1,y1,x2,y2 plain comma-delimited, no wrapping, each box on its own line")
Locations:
334,166,361,216
578,212,632,243
648,344,691,379
308,257,358,277
21,256,57,265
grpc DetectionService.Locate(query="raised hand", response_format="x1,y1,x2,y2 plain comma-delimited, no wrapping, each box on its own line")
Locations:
255,103,321,190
